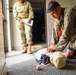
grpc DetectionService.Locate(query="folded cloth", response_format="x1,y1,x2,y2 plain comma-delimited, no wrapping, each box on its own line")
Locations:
35,48,50,65
36,54,50,64
41,54,50,64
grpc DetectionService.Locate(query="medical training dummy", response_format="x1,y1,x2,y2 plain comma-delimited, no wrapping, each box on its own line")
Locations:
35,48,66,68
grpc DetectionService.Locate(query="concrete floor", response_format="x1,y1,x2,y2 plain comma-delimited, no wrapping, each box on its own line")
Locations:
6,48,76,75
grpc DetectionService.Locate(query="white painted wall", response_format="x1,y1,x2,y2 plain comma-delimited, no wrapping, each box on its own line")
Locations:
10,0,22,50
56,0,76,7
46,0,55,47
0,1,7,74
3,0,12,52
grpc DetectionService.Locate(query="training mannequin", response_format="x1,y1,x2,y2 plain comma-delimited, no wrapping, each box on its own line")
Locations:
46,51,66,68
35,48,66,68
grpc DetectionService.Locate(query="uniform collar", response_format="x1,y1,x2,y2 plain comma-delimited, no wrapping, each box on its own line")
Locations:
59,8,64,21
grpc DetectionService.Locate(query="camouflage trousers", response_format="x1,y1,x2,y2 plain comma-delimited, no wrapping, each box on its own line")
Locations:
69,35,76,51
17,22,33,47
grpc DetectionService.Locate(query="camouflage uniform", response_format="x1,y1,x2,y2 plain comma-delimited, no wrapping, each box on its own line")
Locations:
13,1,34,53
51,7,76,52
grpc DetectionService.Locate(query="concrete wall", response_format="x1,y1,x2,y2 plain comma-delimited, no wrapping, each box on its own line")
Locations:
0,0,7,75
46,0,54,47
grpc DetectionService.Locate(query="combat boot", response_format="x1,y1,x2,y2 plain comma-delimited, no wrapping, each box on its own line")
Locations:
27,45,32,54
22,47,27,54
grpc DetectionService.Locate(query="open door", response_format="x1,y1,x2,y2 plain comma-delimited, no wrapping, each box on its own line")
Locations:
31,0,46,45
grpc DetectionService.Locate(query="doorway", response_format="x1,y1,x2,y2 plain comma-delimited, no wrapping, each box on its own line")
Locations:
30,0,46,46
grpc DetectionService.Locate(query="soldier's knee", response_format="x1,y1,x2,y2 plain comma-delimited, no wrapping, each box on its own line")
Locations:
18,24,24,30
21,33,25,37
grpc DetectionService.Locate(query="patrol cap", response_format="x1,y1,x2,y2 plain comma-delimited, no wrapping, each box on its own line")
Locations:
48,1,60,11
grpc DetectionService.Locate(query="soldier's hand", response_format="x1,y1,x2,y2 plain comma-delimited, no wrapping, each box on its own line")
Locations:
47,48,56,52
28,18,31,23
20,19,22,22
46,45,57,52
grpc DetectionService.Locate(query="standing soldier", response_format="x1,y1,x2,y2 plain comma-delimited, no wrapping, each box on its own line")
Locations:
13,0,34,54
47,1,76,58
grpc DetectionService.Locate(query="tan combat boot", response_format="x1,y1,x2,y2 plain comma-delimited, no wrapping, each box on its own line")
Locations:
22,45,27,54
27,45,32,54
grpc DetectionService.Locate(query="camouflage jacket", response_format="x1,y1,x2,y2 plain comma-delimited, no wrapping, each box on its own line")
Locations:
51,7,76,51
13,1,34,21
